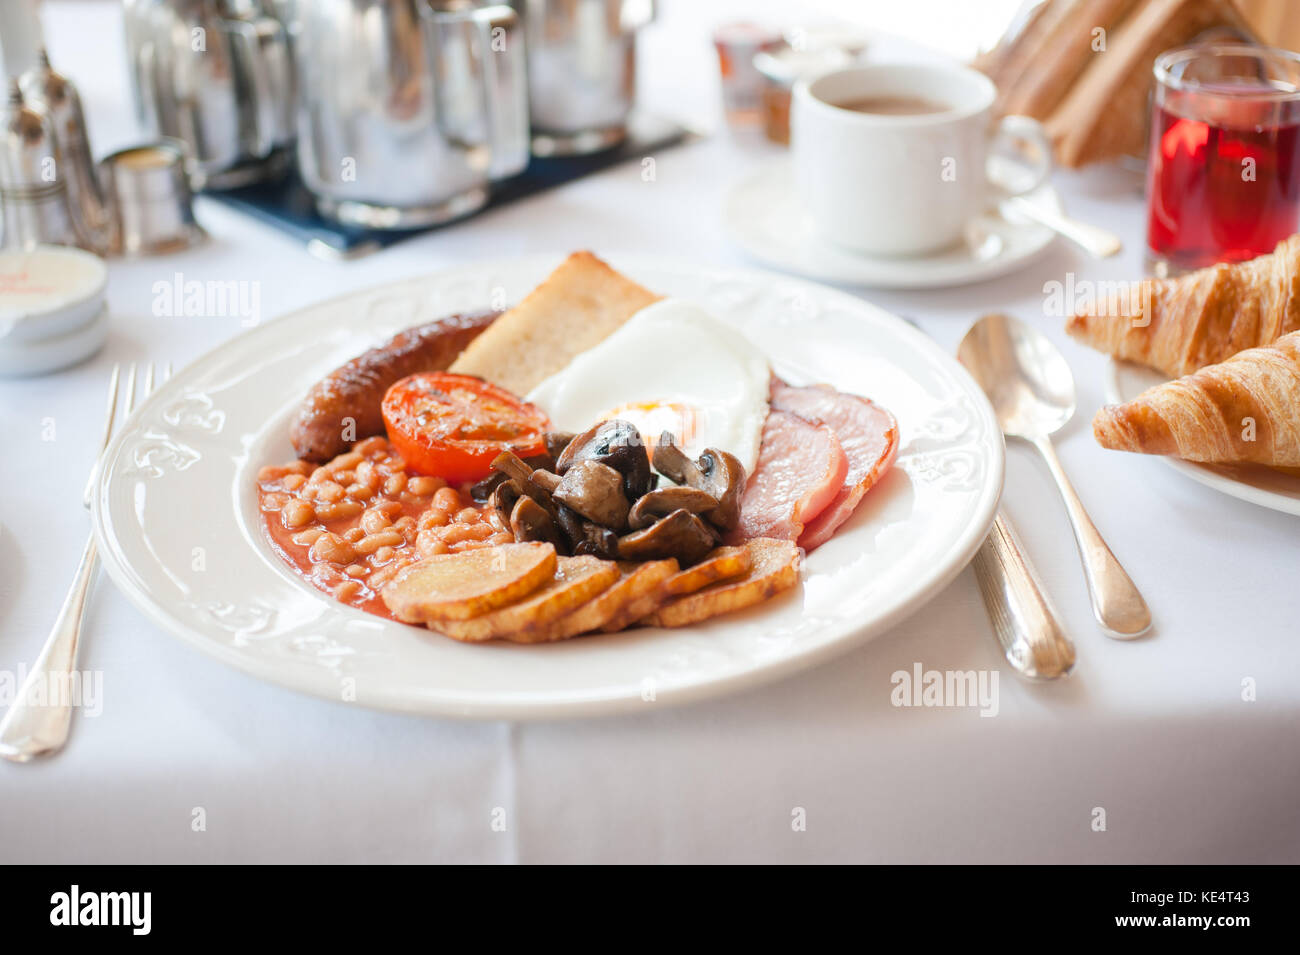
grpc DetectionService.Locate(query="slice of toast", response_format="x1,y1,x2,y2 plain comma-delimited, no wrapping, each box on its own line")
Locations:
449,251,661,396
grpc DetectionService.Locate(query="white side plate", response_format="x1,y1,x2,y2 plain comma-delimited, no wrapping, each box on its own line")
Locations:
92,256,1004,719
1107,359,1300,515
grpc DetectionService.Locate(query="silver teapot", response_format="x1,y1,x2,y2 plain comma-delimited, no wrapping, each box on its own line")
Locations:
123,0,295,189
511,0,654,156
290,0,530,230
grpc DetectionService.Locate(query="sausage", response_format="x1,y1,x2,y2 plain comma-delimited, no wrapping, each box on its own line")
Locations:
290,309,501,462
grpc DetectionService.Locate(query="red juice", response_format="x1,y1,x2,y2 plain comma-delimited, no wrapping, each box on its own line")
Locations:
1146,97,1300,271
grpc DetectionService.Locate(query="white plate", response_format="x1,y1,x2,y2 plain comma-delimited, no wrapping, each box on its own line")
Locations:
724,158,1058,289
1107,359,1300,515
92,256,1004,719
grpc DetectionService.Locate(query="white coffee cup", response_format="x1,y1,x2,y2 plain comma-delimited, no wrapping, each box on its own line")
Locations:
791,62,1052,257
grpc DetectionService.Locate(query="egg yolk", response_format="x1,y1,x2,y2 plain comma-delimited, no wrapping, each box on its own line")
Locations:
601,401,697,455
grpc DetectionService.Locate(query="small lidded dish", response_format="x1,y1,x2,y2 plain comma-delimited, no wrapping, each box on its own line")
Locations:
0,244,108,376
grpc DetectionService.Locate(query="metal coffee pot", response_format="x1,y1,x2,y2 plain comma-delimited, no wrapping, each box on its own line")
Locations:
511,0,654,155
123,0,295,189
290,0,530,230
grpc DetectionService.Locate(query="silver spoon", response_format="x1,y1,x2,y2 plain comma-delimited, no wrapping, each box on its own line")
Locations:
987,153,1122,258
1000,196,1123,259
958,313,1152,639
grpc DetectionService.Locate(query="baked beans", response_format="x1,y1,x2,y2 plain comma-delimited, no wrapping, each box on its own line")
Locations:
257,437,497,618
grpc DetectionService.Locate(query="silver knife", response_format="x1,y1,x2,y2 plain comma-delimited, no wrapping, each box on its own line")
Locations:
973,511,1076,680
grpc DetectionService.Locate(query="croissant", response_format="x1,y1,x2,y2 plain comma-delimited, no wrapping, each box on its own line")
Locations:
1093,330,1300,466
1066,234,1300,378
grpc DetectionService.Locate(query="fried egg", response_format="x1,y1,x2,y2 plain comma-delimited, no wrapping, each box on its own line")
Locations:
526,299,770,475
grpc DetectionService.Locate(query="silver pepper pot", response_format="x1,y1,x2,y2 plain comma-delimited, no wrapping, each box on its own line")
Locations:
20,49,115,253
0,79,79,250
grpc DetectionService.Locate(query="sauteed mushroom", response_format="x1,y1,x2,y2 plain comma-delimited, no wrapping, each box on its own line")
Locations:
554,505,584,549
510,495,566,551
492,426,743,562
490,479,522,527
471,452,553,503
694,448,746,531
470,471,506,504
651,434,698,486
529,468,562,494
544,431,576,460
553,460,629,529
491,451,559,518
491,450,536,485
617,508,717,565
652,433,746,531
556,419,655,500
627,486,718,530
556,505,619,558
575,525,620,559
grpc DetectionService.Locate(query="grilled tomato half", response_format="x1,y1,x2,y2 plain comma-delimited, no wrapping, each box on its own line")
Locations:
382,372,551,482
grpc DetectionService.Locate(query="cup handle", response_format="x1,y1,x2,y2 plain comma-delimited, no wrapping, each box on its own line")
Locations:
987,114,1052,198
470,4,532,181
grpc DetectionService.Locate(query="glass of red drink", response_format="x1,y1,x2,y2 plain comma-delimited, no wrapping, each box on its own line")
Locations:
1146,43,1300,275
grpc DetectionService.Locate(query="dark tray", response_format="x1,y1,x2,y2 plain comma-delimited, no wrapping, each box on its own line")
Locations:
206,113,694,260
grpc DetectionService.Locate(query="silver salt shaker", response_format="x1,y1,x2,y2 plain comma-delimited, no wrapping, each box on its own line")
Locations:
0,79,79,250
99,141,206,256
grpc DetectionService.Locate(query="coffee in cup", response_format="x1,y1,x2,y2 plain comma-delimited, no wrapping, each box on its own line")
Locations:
791,62,1051,257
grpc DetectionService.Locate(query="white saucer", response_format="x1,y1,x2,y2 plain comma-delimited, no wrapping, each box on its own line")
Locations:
724,158,1059,289
1106,359,1300,516
0,304,108,377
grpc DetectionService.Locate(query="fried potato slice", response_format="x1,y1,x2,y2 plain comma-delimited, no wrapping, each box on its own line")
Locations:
381,542,555,623
516,559,679,644
594,560,683,633
662,545,751,597
642,538,800,629
433,555,620,643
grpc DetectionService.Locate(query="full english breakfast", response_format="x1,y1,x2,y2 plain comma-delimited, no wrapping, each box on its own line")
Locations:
257,252,899,643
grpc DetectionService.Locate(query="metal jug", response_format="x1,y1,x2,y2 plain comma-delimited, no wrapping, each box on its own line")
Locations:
290,0,530,230
123,0,295,189
511,0,653,156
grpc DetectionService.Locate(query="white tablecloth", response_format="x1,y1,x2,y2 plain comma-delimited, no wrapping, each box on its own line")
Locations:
2,1,1297,864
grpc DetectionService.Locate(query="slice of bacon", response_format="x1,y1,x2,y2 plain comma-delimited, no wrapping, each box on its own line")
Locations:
770,378,899,551
731,409,848,542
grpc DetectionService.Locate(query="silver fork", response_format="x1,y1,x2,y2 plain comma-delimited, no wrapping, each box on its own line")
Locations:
0,361,168,762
